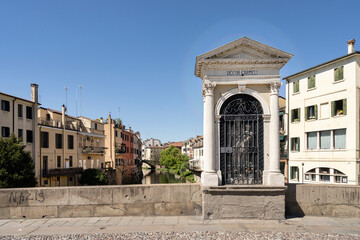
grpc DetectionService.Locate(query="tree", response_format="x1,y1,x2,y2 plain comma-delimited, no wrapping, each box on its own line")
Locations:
159,145,194,181
0,135,37,188
79,168,108,185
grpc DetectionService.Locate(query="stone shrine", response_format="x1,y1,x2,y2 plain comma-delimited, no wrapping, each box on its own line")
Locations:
195,37,293,219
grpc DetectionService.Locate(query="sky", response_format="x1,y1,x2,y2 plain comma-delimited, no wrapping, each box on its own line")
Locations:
1,0,360,143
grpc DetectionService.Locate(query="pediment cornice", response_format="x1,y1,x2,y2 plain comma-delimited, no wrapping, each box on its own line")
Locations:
195,37,293,78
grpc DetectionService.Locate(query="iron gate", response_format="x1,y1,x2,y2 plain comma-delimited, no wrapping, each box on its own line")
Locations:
220,94,264,185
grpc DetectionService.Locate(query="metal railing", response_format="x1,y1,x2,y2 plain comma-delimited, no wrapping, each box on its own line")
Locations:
82,146,105,154
42,167,83,177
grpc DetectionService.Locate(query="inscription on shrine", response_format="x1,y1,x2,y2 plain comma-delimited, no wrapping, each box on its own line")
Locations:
227,70,258,76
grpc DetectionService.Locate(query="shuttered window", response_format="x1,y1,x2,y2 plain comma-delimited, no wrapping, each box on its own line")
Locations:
308,75,316,89
305,105,318,120
293,81,299,93
291,108,300,122
291,137,300,151
334,66,344,81
331,99,347,117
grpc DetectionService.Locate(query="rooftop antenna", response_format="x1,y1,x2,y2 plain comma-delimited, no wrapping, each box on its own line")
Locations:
64,86,68,113
75,87,78,117
79,85,83,116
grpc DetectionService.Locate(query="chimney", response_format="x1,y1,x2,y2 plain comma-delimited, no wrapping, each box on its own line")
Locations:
31,84,38,103
62,104,66,126
347,39,355,54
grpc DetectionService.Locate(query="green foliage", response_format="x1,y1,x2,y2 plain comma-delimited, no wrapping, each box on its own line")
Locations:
0,135,37,188
79,168,108,185
159,145,194,181
114,118,122,125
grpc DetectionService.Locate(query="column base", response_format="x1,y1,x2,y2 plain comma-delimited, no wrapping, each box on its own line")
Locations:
201,171,219,186
263,170,284,186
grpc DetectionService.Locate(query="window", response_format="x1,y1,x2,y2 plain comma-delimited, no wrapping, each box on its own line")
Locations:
291,137,300,151
26,130,33,143
307,132,317,150
308,75,316,89
293,81,299,93
320,131,331,149
57,156,61,168
331,99,347,117
18,129,23,139
69,156,73,167
291,108,300,122
55,133,62,149
1,100,10,111
305,105,317,120
115,130,118,137
290,167,299,181
95,123,98,130
334,66,344,81
1,127,10,137
334,129,346,149
68,135,74,149
26,106,32,119
18,104,23,118
40,131,49,148
320,103,329,119
43,156,48,175
46,114,50,121
43,180,48,185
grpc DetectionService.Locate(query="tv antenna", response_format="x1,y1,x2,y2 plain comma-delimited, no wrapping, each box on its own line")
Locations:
64,86,68,113
79,85,83,116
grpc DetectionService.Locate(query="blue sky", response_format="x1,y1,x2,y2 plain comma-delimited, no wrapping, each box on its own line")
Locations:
1,1,359,143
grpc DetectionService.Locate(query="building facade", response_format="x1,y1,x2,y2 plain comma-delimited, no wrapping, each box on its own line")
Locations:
285,40,360,185
0,84,39,182
142,138,162,160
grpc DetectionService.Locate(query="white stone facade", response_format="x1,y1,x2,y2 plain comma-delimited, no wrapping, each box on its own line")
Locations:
195,37,292,186
285,50,360,185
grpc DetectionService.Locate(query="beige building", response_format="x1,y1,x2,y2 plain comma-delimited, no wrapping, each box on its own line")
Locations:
104,115,125,168
285,40,360,185
77,116,106,170
38,106,82,186
0,84,40,181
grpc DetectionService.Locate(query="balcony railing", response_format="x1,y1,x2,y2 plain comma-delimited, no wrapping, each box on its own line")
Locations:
189,158,203,171
39,118,79,131
42,167,83,177
82,146,106,154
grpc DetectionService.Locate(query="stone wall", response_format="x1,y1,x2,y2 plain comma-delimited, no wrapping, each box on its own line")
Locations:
202,186,286,220
286,184,360,217
0,184,202,219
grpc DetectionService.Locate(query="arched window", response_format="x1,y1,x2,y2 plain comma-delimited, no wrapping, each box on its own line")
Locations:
305,167,348,183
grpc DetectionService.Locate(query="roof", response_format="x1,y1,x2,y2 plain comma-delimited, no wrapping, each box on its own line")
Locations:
170,141,183,148
284,51,360,80
40,107,77,119
0,91,37,104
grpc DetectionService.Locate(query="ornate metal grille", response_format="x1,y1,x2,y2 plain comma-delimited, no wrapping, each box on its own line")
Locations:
220,94,264,185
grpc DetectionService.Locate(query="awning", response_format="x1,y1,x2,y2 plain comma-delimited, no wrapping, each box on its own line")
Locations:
280,136,285,141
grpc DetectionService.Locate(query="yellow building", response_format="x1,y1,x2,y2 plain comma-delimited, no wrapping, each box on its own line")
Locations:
77,116,106,170
0,84,40,182
104,114,125,169
38,106,82,187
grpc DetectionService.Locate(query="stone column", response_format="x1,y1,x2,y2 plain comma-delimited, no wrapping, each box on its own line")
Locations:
201,80,218,186
264,82,284,186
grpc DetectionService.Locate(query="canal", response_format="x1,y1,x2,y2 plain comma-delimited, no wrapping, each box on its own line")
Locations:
142,169,186,184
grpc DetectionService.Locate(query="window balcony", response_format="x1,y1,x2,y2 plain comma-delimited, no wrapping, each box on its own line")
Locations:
82,146,106,154
42,167,83,177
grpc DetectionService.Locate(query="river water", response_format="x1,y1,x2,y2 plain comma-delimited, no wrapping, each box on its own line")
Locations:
141,169,186,184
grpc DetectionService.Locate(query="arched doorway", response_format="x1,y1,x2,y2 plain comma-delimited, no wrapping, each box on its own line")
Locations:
220,94,264,185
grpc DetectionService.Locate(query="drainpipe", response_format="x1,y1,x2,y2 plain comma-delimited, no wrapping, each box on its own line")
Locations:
39,125,42,186
62,105,66,187
287,79,290,182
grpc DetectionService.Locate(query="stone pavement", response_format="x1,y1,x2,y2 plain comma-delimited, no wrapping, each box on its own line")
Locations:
0,216,360,239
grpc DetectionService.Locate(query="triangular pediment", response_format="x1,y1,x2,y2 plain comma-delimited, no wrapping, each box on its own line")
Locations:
195,37,293,77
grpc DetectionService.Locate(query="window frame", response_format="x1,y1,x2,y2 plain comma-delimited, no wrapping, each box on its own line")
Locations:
291,137,300,152
291,108,301,123
40,131,49,148
334,66,344,82
293,81,299,94
26,130,33,143
18,104,23,118
55,133,63,149
307,75,316,90
1,100,10,112
68,135,74,149
331,99,347,117
1,127,10,137
305,105,318,121
26,106,32,119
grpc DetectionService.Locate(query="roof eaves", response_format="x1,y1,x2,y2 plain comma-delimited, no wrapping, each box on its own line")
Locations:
283,51,360,81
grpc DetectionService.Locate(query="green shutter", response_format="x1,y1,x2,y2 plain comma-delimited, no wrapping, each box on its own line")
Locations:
305,107,308,120
298,108,301,122
308,75,315,89
331,101,335,117
293,81,299,93
315,105,318,120
297,138,300,151
291,138,294,151
343,99,347,115
291,109,294,122
335,66,344,81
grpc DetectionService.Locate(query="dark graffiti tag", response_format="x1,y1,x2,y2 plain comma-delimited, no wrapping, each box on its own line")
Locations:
9,192,45,205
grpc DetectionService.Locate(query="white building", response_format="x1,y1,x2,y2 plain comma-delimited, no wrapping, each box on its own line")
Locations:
142,138,162,160
285,39,359,185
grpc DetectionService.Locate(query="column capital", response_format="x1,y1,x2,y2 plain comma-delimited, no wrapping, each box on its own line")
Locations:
202,81,216,97
269,82,282,94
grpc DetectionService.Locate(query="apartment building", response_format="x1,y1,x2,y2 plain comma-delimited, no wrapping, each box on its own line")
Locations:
285,39,360,185
142,138,162,160
38,106,82,186
0,84,39,180
77,116,106,170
